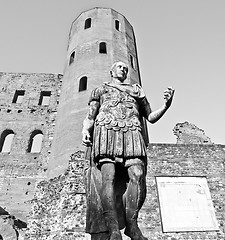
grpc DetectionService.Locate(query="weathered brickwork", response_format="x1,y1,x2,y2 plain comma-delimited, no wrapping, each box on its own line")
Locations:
142,144,225,240
24,144,225,240
0,72,62,224
25,151,88,240
173,121,212,144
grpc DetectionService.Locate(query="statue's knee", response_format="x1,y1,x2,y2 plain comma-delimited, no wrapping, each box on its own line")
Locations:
128,165,144,182
103,173,115,184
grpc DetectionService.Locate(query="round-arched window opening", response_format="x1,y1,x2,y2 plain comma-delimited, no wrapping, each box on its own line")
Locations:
99,42,107,54
0,129,14,153
84,18,92,29
27,130,43,153
115,20,120,31
79,76,87,92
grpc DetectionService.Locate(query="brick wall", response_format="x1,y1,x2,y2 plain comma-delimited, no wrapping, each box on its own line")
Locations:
24,143,225,240
0,72,62,223
142,144,225,240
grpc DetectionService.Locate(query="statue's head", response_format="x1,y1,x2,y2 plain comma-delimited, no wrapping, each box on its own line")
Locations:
110,61,128,82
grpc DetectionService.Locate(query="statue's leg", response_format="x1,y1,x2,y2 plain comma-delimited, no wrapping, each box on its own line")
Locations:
101,162,123,240
91,232,109,240
123,163,148,240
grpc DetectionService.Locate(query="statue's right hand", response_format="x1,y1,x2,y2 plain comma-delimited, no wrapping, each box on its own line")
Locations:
82,130,92,147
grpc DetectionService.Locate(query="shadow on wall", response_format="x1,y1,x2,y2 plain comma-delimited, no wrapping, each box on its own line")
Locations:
0,206,9,215
0,206,27,240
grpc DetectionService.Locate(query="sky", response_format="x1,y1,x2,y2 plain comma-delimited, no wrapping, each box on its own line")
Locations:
0,0,225,144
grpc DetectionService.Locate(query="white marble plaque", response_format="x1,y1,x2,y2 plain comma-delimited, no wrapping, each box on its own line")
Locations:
156,176,219,232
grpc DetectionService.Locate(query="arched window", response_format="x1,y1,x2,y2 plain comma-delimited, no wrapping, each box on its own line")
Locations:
99,42,107,54
79,76,87,92
27,130,43,153
0,130,14,153
84,18,91,29
69,51,75,65
130,55,135,69
115,20,120,31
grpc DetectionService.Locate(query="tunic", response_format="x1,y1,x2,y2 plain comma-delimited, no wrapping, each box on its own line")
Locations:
89,82,151,165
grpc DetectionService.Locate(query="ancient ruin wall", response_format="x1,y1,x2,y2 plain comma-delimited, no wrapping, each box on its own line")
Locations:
173,121,212,144
0,72,62,223
25,144,225,240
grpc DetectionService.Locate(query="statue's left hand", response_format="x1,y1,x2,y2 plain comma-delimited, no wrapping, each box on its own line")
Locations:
164,87,175,108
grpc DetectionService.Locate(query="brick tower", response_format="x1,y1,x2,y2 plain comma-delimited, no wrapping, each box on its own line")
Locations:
48,7,148,178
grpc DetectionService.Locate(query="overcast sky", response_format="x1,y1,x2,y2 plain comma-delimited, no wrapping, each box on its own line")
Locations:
0,0,225,144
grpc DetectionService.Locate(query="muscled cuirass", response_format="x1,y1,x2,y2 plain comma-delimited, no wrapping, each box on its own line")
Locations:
95,85,142,132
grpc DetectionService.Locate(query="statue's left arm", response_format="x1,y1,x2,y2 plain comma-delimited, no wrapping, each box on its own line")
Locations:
139,87,174,124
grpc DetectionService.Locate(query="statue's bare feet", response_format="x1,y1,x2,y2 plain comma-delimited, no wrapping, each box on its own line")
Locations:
124,224,147,240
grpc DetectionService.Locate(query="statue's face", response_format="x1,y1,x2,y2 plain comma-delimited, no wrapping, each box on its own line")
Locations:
111,62,128,82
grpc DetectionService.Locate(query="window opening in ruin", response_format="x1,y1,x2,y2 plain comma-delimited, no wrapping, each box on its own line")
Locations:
99,42,107,54
130,55,135,69
0,130,14,153
84,18,91,29
115,20,120,31
38,91,51,106
12,90,25,104
27,130,43,153
69,51,75,65
79,76,87,92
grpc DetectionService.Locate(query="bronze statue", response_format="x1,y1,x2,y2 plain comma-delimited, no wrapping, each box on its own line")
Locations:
82,62,174,240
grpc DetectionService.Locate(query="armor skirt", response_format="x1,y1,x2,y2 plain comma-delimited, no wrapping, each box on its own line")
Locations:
92,125,147,163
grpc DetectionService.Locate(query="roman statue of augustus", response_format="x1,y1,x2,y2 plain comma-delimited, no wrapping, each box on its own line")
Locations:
82,61,174,240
